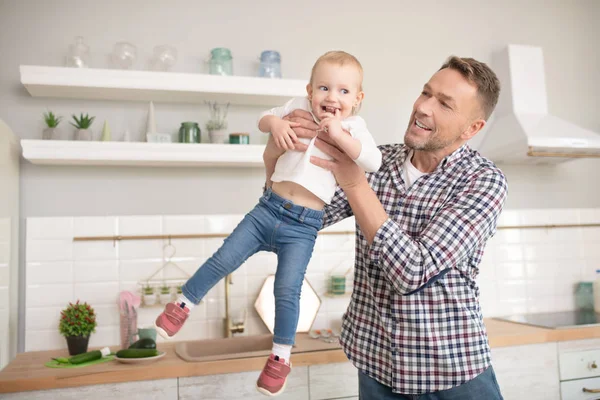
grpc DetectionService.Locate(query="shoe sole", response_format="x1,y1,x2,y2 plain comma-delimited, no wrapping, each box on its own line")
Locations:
154,322,174,340
255,362,291,397
256,379,287,397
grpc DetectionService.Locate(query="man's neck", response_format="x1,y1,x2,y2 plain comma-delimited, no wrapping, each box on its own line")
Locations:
410,142,464,173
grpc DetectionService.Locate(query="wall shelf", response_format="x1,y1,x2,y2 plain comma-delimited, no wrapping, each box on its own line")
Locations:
20,140,266,167
20,65,307,106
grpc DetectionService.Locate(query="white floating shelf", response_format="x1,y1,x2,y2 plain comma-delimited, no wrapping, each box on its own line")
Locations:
20,65,307,106
21,140,266,167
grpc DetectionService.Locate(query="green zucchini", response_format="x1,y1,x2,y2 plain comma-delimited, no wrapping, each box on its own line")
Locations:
128,338,156,350
116,348,159,358
67,346,111,364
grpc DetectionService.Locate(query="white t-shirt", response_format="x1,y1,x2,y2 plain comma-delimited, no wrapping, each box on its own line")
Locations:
258,97,382,204
402,150,428,190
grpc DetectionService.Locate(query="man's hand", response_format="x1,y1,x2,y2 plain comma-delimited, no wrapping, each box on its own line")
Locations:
311,134,366,190
283,109,319,140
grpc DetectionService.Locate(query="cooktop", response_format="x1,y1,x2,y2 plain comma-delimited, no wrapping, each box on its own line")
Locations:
495,310,600,329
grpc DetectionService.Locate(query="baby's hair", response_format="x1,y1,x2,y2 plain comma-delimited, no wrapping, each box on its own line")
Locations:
309,50,363,91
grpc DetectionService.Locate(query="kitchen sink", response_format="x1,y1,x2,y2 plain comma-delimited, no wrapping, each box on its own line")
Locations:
175,332,341,362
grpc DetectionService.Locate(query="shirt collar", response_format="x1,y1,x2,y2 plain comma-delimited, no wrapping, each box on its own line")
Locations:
398,144,470,173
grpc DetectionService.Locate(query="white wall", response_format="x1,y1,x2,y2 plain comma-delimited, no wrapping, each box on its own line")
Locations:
0,0,599,218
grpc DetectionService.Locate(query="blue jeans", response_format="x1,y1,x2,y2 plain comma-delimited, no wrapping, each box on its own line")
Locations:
358,367,504,400
181,188,323,345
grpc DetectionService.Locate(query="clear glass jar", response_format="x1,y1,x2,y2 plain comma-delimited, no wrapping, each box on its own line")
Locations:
65,36,91,68
209,48,233,76
259,50,281,78
576,282,594,310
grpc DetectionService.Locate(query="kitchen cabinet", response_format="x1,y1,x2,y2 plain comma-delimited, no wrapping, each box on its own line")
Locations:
178,367,309,400
308,362,358,400
491,342,560,400
558,339,600,400
0,379,178,400
0,119,19,369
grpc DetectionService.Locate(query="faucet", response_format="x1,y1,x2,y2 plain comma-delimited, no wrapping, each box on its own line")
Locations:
224,274,245,338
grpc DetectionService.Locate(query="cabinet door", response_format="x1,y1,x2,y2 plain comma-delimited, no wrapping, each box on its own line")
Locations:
178,367,309,400
0,379,178,400
309,362,358,400
561,376,600,400
492,342,560,400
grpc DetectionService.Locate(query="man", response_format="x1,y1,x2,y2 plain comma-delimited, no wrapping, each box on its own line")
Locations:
264,56,506,399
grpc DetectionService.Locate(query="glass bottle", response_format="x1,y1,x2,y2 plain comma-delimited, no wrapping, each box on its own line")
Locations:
259,50,282,78
65,36,91,68
208,48,233,76
179,122,201,143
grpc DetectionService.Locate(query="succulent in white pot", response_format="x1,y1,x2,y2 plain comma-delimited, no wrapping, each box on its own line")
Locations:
205,101,229,143
159,284,172,305
70,113,95,141
42,110,62,140
142,285,157,306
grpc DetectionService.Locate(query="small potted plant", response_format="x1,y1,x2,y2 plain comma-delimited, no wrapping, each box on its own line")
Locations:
205,101,229,143
159,284,172,305
70,113,95,141
42,110,62,140
142,285,156,306
59,300,97,355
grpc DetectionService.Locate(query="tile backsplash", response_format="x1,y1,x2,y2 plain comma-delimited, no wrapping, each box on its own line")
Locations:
24,208,600,352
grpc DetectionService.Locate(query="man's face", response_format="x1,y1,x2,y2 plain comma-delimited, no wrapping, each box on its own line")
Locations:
404,68,480,152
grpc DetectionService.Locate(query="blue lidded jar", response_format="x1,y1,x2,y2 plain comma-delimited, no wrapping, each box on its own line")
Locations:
259,50,282,78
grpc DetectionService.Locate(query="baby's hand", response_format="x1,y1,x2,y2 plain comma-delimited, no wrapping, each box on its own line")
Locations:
270,118,300,150
319,109,344,140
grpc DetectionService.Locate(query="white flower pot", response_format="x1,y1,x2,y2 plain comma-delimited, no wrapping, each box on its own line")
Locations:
208,129,227,144
43,127,57,140
76,129,93,141
159,293,172,305
143,294,157,306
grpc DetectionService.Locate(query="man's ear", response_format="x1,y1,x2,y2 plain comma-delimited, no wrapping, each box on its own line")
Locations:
462,119,486,141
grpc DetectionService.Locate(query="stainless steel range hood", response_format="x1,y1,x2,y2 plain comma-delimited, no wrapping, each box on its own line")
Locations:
479,44,600,164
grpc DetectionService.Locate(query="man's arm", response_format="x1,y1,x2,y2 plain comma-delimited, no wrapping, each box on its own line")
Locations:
312,139,508,295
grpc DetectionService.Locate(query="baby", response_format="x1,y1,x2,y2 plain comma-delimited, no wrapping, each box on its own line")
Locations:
155,50,380,397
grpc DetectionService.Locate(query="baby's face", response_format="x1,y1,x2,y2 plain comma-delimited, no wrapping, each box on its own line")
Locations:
307,62,364,121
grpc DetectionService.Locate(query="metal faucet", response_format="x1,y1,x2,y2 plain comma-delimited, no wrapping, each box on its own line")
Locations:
224,274,245,338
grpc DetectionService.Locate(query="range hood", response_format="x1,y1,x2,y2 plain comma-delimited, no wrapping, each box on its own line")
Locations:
479,44,600,164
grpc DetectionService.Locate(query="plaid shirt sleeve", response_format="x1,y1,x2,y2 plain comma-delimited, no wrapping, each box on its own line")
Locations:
368,166,508,295
322,185,353,229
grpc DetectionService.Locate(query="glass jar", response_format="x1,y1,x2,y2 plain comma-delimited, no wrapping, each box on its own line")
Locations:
179,122,201,143
259,50,281,78
209,47,233,76
576,282,594,310
65,36,91,68
229,132,250,144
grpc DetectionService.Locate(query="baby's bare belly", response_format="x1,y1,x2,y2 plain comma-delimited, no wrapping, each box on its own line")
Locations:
271,181,325,211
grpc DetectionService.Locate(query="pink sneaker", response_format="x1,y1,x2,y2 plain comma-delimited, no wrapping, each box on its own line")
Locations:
256,354,292,396
154,302,190,339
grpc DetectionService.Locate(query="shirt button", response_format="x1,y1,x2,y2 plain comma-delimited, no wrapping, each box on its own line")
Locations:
284,203,292,210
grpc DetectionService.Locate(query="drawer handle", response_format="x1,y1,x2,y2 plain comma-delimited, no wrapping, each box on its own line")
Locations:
583,388,600,393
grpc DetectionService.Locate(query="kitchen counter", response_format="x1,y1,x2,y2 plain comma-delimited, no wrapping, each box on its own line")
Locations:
2,318,600,394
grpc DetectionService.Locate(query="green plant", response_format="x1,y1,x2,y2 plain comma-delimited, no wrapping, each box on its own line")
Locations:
160,284,170,295
205,101,229,131
43,110,62,128
70,113,95,130
143,285,155,295
58,300,97,338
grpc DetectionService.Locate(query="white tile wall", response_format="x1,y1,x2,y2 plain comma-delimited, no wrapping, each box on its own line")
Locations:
23,209,600,352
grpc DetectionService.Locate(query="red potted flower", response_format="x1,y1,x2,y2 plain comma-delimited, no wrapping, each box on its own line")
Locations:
58,300,97,355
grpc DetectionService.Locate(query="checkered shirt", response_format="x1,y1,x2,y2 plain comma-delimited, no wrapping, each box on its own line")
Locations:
323,143,507,394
